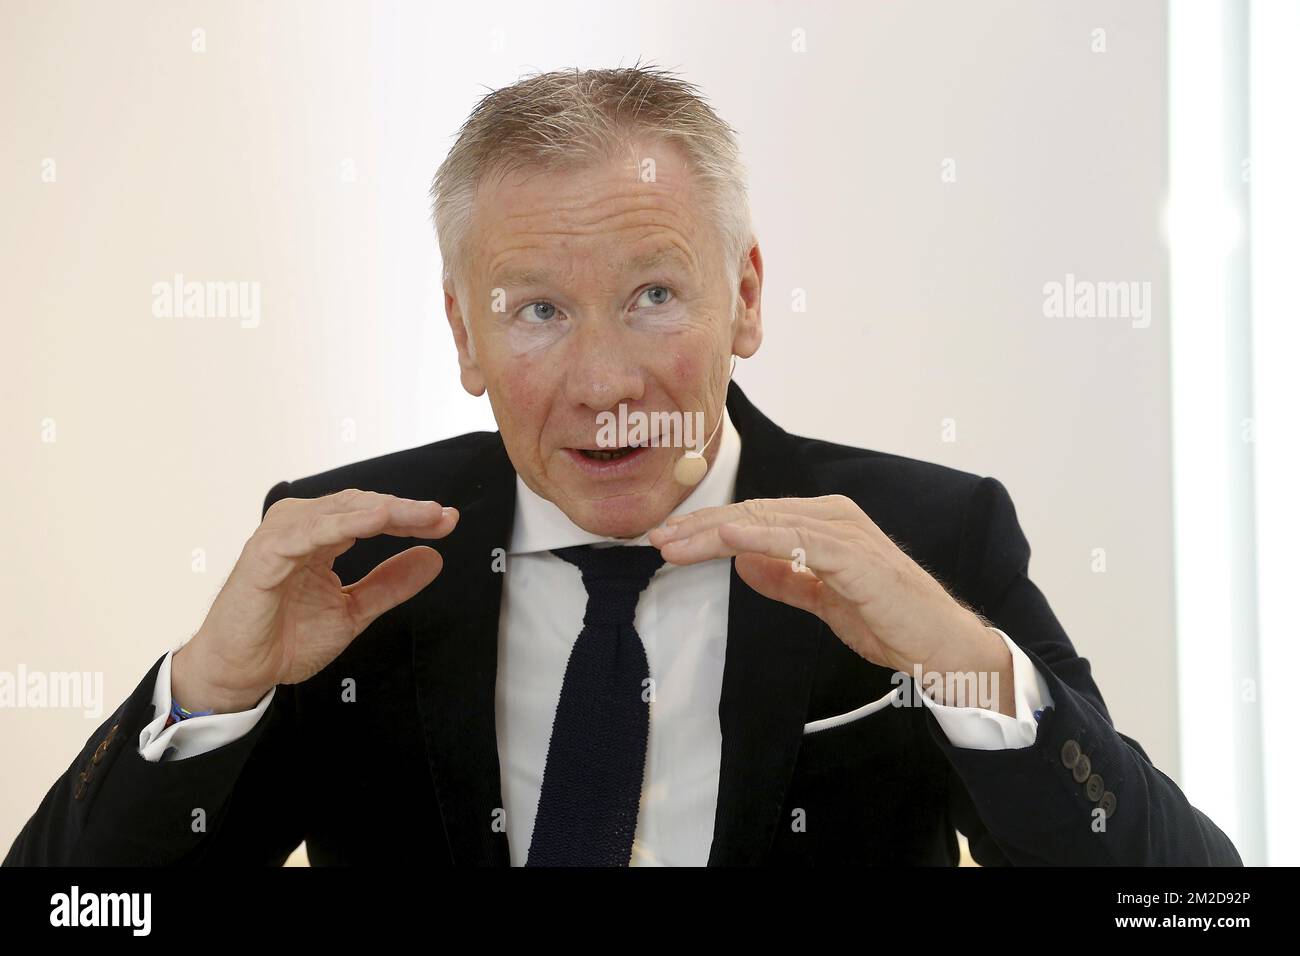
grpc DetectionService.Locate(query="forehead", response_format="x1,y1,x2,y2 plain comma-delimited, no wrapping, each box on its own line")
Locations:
467,142,711,283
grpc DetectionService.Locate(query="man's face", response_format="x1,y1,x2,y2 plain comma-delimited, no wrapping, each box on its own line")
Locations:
445,141,762,537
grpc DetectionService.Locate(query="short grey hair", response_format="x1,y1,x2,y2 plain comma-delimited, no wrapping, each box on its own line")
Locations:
429,62,754,308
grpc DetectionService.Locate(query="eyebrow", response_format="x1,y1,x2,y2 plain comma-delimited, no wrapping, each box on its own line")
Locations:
491,248,694,289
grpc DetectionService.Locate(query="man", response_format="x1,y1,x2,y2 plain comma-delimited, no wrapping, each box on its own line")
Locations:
6,65,1240,866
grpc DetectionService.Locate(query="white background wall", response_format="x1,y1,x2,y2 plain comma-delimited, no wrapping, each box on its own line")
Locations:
1,0,1189,856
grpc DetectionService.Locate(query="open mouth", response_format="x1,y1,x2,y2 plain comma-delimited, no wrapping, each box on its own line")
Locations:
566,443,652,472
579,447,639,461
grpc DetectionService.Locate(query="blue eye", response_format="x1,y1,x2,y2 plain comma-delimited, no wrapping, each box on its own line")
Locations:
637,286,673,308
520,301,559,323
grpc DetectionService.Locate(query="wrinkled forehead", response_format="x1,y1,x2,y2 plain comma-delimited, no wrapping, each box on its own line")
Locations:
463,143,709,280
477,135,697,205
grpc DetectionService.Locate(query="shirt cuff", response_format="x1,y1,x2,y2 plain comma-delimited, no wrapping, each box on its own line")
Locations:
918,627,1055,751
137,648,276,762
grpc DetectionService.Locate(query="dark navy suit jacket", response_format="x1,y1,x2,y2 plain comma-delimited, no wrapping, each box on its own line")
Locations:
4,383,1242,865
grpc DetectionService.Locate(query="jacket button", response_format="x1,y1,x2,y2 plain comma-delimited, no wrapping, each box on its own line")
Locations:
1060,739,1081,768
1099,790,1117,818
1086,773,1105,801
1072,753,1092,783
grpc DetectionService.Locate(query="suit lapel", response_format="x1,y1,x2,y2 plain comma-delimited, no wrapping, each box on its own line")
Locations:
408,433,516,866
707,383,827,865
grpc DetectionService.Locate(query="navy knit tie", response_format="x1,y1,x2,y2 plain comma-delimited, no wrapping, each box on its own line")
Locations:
525,544,666,867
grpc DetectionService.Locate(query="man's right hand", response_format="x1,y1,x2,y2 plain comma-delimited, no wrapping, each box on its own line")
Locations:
171,490,457,714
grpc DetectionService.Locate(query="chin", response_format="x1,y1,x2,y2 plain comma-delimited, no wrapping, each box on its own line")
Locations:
567,493,668,539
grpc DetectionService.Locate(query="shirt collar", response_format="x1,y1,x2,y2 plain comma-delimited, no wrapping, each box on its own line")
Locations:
508,407,741,555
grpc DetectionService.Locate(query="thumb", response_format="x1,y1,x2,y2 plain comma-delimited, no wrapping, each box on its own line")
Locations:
343,546,444,632
735,553,874,659
733,552,824,616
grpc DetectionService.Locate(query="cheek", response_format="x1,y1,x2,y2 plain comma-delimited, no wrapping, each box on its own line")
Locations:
492,359,552,446
664,347,713,398
670,350,696,382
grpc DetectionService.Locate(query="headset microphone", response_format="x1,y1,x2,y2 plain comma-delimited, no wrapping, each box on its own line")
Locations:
673,357,736,487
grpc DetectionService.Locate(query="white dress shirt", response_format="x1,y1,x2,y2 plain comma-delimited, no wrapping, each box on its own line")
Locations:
138,410,1054,865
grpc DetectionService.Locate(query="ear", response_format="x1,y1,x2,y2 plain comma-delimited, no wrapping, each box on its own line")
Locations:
731,240,763,359
444,284,486,396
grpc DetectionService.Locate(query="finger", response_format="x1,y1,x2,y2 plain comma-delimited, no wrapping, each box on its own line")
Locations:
336,494,450,527
658,513,856,573
653,495,861,543
272,489,447,522
383,504,460,538
276,503,454,560
650,501,772,545
314,506,461,563
343,545,444,632
251,505,458,586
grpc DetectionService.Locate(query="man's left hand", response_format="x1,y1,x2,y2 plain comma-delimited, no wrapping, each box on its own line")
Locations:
648,495,1014,715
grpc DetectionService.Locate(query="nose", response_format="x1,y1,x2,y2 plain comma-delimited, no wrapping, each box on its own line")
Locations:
562,320,645,413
